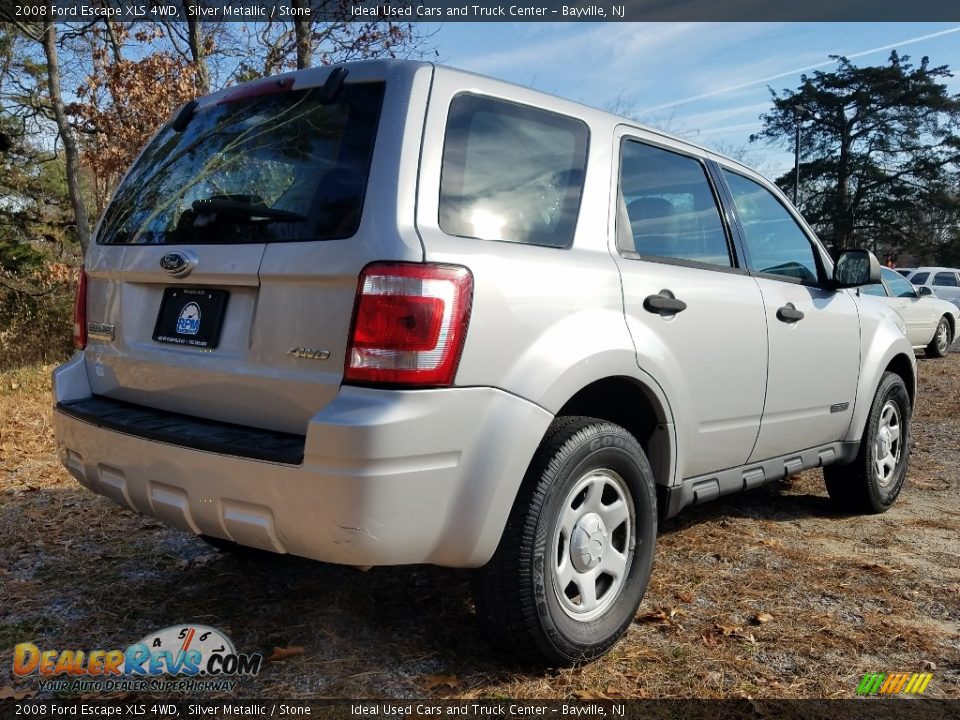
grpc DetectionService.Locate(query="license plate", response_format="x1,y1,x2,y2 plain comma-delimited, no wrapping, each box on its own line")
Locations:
153,288,229,348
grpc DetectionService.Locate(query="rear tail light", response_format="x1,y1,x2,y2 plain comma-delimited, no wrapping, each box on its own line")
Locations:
345,262,473,387
73,266,88,350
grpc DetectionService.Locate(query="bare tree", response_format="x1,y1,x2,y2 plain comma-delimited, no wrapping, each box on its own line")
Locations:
293,0,311,69
41,17,90,251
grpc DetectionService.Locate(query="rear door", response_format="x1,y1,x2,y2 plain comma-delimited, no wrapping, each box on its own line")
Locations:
719,168,860,461
83,63,430,434
612,134,768,479
932,270,960,304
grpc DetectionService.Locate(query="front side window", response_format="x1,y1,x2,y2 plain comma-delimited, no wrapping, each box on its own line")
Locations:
439,94,589,248
934,272,959,287
617,140,731,267
860,282,887,297
98,82,385,245
881,268,917,298
723,170,820,283
911,272,930,285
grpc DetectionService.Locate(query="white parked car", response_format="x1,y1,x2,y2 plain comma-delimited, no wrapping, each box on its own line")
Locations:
907,266,960,308
861,267,958,356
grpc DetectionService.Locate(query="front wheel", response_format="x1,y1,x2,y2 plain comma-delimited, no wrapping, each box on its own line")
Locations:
925,316,952,358
824,372,911,513
473,417,657,666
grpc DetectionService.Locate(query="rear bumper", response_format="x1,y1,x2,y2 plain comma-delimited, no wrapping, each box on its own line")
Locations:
53,354,552,567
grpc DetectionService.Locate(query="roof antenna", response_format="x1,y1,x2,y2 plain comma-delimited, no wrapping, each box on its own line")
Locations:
318,67,348,104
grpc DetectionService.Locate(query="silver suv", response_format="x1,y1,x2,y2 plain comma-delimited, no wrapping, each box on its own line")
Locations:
54,60,916,666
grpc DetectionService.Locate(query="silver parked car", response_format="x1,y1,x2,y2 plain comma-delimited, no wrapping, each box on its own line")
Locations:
861,267,958,357
907,266,960,309
54,60,916,666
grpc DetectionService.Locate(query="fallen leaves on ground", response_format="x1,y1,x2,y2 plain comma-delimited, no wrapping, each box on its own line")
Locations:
421,674,459,690
268,646,305,662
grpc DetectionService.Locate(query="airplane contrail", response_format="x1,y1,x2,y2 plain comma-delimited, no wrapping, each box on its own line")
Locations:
638,25,960,115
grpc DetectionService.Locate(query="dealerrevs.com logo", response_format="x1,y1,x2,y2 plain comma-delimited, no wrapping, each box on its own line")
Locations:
13,625,262,693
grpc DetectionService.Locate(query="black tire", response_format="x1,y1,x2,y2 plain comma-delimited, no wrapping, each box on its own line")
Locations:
925,316,952,358
824,372,911,513
473,416,657,667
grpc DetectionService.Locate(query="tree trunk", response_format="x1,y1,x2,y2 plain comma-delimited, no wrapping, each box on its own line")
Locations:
834,111,853,249
184,2,210,94
294,1,311,70
42,17,91,251
102,18,123,63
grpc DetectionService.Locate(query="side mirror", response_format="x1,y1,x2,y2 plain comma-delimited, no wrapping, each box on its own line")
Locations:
833,249,881,288
917,285,933,297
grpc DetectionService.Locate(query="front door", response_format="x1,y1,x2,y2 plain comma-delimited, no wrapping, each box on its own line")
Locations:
720,169,861,461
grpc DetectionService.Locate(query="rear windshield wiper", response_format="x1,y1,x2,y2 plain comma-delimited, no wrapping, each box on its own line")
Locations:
191,197,307,223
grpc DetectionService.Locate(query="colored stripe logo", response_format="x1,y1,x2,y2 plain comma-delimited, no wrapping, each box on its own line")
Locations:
856,672,932,695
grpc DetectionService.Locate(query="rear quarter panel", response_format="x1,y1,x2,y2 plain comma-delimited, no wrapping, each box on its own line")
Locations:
416,68,679,484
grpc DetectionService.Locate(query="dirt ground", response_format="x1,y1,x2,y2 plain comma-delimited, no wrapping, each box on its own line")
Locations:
1,349,958,700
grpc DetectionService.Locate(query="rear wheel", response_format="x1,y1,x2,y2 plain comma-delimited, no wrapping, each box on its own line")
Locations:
824,372,911,513
473,417,657,666
925,316,952,358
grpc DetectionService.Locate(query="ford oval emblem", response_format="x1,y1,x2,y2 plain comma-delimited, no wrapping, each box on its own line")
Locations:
160,251,194,277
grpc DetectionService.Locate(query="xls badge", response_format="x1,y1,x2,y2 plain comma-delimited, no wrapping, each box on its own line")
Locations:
176,302,201,335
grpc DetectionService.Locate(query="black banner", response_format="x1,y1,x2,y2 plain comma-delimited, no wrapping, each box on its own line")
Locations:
5,0,960,22
2,700,960,720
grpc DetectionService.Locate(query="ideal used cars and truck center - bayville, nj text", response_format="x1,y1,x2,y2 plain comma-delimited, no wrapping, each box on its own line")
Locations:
29,4,618,19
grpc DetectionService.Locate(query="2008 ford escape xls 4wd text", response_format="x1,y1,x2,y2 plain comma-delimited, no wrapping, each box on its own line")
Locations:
54,60,916,666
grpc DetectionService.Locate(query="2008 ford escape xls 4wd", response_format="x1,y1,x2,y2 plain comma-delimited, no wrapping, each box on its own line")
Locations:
54,60,916,666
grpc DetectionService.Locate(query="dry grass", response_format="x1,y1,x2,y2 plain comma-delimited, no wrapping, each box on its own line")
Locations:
1,353,958,700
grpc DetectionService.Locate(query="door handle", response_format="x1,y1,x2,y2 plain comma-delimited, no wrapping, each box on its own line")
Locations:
644,291,687,315
776,303,804,323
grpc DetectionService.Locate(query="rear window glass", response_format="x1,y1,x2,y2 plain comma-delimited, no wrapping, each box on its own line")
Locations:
97,82,384,245
618,140,731,267
934,272,959,287
439,94,589,248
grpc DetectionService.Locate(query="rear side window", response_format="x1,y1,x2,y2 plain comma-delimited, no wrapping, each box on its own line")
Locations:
617,140,731,267
439,94,588,248
911,272,929,285
934,272,959,287
98,82,385,245
723,170,820,284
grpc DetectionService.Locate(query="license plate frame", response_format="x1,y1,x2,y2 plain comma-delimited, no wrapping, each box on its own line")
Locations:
152,287,229,349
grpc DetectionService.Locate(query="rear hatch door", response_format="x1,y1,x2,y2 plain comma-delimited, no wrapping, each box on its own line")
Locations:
84,63,428,435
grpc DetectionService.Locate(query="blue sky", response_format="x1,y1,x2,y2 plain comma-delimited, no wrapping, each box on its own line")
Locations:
424,22,960,177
